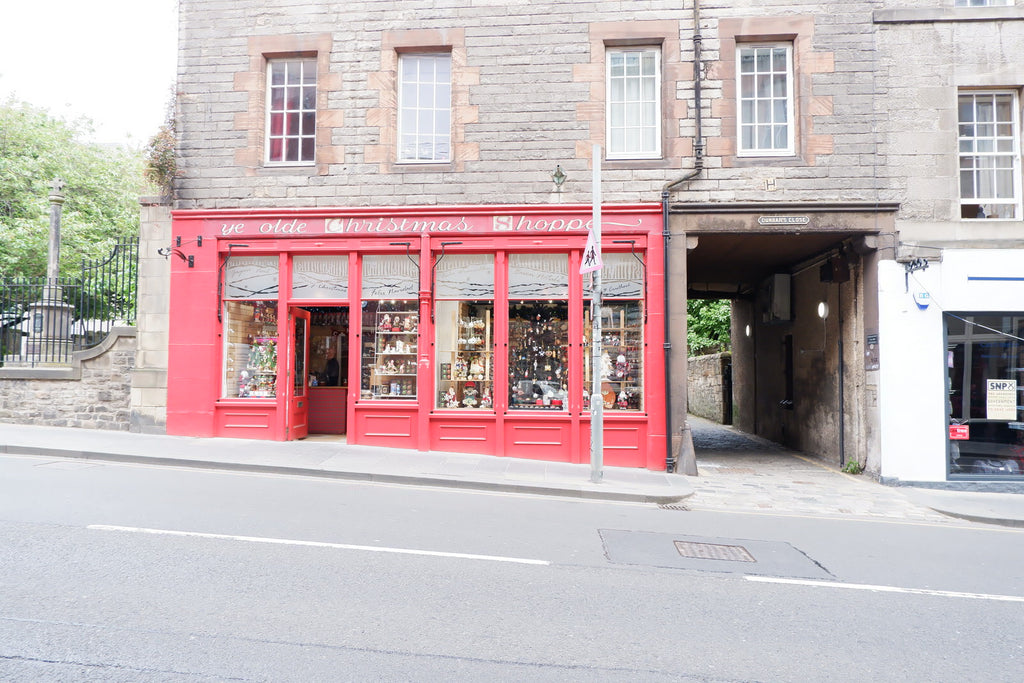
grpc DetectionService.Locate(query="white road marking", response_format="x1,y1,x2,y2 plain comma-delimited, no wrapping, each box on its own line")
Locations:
745,575,1024,602
87,524,550,565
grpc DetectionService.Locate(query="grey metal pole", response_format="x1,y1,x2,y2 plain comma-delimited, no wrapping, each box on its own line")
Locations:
590,145,603,483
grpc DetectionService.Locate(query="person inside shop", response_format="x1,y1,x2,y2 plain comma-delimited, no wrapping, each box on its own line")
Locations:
323,345,340,386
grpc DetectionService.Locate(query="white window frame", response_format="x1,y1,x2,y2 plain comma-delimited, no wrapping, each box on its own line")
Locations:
954,1,1011,8
397,53,452,164
958,90,1022,220
264,58,317,166
606,47,662,160
736,43,795,157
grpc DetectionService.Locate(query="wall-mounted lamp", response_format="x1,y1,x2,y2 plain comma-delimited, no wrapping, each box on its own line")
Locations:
817,302,830,319
745,324,751,337
552,165,567,190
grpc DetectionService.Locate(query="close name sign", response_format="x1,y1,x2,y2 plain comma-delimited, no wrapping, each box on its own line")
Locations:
757,215,810,226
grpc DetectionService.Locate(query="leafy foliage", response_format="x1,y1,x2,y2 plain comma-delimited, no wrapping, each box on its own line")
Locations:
144,91,178,197
0,98,146,279
687,299,731,356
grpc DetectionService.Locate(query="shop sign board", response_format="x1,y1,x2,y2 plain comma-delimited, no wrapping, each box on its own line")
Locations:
986,379,1017,421
208,212,658,238
949,424,970,440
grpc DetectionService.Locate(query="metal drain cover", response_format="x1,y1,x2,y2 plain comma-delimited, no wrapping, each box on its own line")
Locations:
675,540,755,562
599,529,832,579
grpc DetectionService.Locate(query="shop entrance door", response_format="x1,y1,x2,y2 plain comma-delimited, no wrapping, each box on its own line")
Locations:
286,307,311,440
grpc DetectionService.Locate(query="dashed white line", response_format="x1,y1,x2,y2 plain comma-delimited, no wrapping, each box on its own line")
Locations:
87,524,550,566
745,575,1024,603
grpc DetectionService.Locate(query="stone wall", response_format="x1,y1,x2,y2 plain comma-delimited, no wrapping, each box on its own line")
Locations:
0,330,137,431
130,199,171,433
687,352,731,424
174,0,891,210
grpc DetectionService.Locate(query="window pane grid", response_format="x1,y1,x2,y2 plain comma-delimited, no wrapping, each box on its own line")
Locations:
266,59,316,164
398,54,452,163
958,92,1021,219
607,48,661,159
737,45,793,156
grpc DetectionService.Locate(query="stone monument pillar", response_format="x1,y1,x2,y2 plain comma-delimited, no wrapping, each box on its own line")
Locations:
23,179,74,364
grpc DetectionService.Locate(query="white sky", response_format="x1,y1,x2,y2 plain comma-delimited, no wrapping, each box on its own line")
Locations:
0,0,178,146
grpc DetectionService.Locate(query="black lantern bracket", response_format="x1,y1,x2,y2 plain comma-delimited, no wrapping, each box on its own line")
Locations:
157,235,203,268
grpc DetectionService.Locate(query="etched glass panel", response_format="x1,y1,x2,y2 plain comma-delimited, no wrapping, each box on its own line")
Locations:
584,252,644,299
292,256,348,299
361,254,419,298
508,253,568,299
225,256,279,299
435,254,494,298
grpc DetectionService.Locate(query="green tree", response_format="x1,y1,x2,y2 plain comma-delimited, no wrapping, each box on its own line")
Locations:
0,98,146,279
687,299,731,356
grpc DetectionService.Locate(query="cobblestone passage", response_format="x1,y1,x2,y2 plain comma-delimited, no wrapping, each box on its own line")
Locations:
682,416,959,524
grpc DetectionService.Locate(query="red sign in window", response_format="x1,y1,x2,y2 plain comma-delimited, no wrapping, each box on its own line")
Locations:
949,424,970,440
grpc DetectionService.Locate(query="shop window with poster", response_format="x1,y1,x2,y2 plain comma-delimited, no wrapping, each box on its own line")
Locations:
584,253,645,411
360,254,420,400
434,254,495,410
508,254,570,410
221,256,280,398
946,312,1024,477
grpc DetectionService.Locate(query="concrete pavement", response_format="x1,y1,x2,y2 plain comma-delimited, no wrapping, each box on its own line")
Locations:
2,418,1023,525
686,415,1024,528
0,422,691,504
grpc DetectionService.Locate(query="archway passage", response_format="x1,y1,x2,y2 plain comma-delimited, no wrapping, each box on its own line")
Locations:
671,202,897,470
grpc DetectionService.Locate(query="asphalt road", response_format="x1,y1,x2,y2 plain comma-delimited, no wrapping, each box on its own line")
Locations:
1,453,1022,682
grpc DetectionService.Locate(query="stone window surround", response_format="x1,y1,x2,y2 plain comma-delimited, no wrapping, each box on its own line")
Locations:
365,28,479,173
233,33,345,177
574,20,688,169
709,16,834,167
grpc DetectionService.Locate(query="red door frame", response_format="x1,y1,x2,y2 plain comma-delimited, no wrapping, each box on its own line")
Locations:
285,307,311,440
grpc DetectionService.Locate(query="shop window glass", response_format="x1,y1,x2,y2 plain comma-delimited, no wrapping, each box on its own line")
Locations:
436,255,494,410
584,253,644,412
360,254,420,400
435,254,494,298
292,255,348,299
507,254,569,411
223,301,279,398
225,256,279,299
361,254,419,297
946,312,1024,477
508,253,569,299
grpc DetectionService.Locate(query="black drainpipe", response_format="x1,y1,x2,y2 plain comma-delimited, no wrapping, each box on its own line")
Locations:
661,0,704,473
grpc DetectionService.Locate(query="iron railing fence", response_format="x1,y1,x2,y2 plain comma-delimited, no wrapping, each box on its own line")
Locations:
0,240,138,367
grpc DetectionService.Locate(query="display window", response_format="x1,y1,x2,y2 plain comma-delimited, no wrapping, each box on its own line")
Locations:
946,312,1024,477
360,254,420,400
222,256,280,398
507,254,570,411
434,254,495,410
584,253,645,411
292,255,348,299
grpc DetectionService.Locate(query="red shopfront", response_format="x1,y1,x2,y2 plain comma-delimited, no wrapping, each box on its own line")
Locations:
166,204,668,469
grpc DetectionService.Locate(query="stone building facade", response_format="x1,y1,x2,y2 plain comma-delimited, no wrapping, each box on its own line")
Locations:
167,0,901,473
156,0,1024,483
